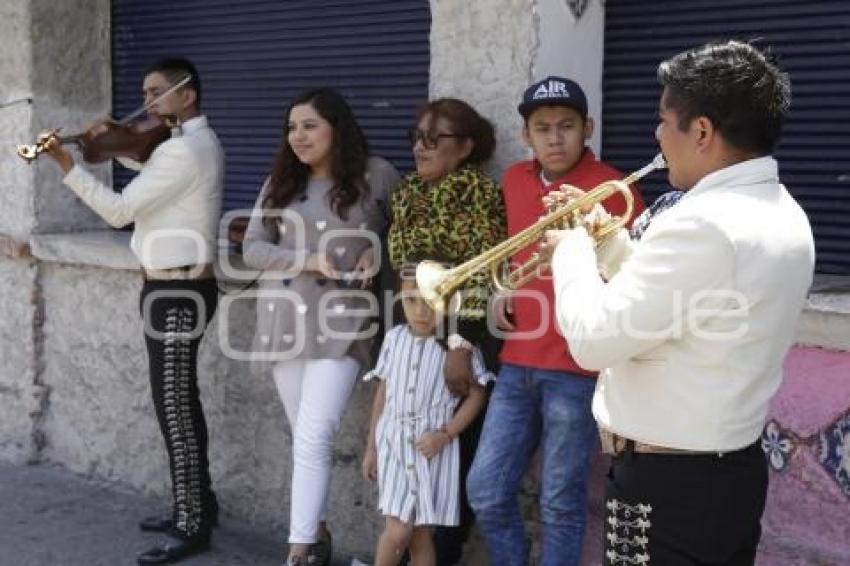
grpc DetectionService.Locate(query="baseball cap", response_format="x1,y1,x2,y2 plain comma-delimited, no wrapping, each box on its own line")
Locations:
517,76,588,119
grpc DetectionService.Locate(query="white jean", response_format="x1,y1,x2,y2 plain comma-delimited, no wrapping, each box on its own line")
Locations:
272,357,360,544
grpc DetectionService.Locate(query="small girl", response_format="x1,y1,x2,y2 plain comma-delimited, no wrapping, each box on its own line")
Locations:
361,272,492,566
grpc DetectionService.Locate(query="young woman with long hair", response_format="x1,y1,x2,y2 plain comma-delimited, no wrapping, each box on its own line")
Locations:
243,87,400,566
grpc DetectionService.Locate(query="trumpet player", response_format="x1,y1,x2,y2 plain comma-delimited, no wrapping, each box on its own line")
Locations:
466,76,645,566
547,41,815,565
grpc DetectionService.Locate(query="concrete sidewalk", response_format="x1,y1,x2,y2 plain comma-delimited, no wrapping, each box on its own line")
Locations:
0,462,367,566
1,461,839,566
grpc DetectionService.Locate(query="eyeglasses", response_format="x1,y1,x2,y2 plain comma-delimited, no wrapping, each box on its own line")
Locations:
407,128,464,149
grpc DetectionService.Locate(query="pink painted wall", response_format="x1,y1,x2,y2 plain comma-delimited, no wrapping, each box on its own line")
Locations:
758,346,850,565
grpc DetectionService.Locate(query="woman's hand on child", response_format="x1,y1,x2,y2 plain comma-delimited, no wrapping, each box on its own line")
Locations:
361,445,378,481
416,430,451,459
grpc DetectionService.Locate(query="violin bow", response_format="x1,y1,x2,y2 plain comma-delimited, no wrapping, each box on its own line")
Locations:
118,73,193,125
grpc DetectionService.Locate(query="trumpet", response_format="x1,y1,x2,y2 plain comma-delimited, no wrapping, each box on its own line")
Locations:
416,153,666,314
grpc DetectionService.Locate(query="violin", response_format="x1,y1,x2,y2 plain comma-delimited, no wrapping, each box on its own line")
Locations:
17,116,171,164
16,74,190,165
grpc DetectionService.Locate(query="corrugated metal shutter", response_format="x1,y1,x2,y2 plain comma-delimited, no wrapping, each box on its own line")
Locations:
112,0,430,212
602,0,850,274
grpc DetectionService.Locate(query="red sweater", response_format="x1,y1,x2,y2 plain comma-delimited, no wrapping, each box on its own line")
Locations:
499,150,646,374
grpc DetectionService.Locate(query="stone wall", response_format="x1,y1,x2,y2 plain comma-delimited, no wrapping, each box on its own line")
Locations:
0,1,40,466
0,0,111,464
30,0,112,234
0,258,38,464
38,264,151,480
429,0,537,173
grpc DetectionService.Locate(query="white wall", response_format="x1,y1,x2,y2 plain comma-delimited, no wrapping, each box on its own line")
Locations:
535,0,605,153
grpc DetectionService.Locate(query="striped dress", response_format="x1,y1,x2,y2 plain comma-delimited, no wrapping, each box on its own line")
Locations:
364,324,494,526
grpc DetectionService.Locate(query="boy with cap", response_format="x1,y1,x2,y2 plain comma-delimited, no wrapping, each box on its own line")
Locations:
466,76,645,566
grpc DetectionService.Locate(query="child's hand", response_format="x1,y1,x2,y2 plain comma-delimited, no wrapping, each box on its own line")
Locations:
416,430,452,459
362,446,378,481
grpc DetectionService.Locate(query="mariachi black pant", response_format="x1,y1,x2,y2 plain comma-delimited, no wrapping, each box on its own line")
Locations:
604,441,768,566
140,278,219,540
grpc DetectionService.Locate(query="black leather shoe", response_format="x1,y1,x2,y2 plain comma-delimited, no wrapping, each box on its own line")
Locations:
137,534,210,564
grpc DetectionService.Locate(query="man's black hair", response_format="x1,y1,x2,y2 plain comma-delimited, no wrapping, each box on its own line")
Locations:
657,40,791,154
144,57,202,107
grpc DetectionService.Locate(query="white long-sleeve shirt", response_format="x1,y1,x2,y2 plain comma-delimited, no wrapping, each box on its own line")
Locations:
552,156,815,451
63,116,224,270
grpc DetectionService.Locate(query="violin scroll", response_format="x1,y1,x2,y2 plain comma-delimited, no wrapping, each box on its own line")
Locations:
16,130,71,164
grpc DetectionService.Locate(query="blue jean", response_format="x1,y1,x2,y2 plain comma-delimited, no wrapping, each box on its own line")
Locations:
467,364,597,566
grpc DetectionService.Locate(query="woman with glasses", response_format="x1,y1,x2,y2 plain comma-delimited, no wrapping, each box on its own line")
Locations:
368,98,506,565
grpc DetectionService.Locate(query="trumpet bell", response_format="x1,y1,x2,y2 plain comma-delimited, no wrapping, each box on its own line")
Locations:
415,260,450,314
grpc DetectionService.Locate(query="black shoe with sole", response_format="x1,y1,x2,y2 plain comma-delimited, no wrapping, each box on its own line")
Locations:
136,534,210,564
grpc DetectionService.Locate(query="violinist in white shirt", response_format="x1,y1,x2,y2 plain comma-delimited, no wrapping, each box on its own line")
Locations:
544,40,814,565
44,57,223,565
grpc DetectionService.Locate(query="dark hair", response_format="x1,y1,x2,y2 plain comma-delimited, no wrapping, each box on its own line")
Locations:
657,40,791,154
263,88,369,227
144,57,202,107
416,98,496,166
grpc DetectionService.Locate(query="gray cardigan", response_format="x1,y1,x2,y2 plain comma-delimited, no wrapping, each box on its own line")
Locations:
243,156,400,369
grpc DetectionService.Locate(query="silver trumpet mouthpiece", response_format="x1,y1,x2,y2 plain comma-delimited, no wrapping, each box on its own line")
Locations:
623,153,667,186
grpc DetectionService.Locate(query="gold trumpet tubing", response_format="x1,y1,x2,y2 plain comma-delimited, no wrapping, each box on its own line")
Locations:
501,179,634,290
435,183,621,297
433,220,540,297
497,151,666,291
419,153,665,310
